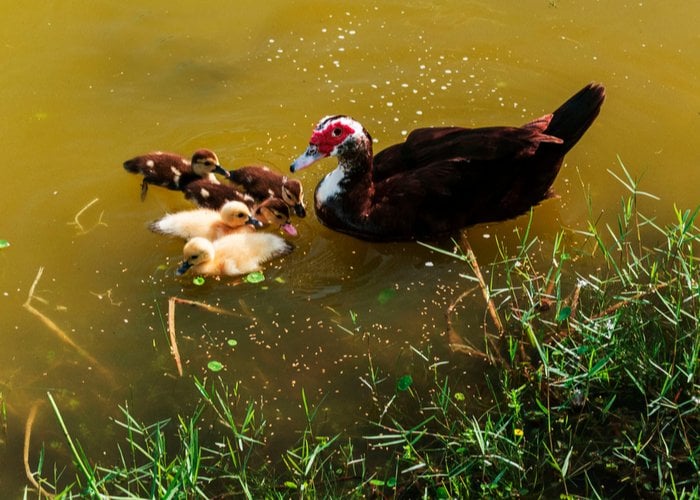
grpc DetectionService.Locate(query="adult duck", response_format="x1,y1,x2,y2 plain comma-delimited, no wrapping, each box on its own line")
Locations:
290,83,605,242
176,233,293,277
182,180,298,236
227,166,307,217
149,200,262,241
123,149,229,200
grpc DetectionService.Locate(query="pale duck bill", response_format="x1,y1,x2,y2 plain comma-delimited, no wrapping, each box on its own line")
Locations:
290,144,325,173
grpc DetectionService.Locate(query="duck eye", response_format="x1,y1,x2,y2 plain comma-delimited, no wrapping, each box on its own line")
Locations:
332,127,342,137
237,213,245,218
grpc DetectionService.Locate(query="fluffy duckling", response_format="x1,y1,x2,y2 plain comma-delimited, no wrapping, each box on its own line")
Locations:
150,201,262,241
182,181,298,236
254,198,298,236
123,149,229,200
181,178,253,210
228,166,307,217
176,233,293,276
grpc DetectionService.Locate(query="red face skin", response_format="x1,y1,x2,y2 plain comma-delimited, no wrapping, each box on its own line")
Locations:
310,121,357,156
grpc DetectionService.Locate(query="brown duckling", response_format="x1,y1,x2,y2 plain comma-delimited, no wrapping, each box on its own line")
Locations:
227,166,307,217
123,149,229,201
149,200,262,241
182,181,297,235
176,233,293,277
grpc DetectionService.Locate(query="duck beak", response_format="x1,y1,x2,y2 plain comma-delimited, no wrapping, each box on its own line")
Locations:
247,215,264,228
290,145,324,173
293,203,307,218
176,260,193,276
281,222,298,237
214,165,230,178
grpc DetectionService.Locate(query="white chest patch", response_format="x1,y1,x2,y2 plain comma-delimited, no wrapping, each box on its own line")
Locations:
316,167,345,204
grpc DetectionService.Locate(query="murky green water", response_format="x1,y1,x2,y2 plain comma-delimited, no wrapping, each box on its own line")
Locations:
2,1,699,493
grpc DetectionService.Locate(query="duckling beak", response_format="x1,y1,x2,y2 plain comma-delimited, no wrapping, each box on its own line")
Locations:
293,203,307,218
175,260,193,276
290,145,325,173
214,165,230,178
281,222,298,237
247,216,264,228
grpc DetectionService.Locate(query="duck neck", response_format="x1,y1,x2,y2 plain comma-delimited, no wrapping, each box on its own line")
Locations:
337,133,374,195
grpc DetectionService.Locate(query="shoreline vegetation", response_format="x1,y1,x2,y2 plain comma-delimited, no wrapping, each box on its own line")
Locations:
24,161,699,498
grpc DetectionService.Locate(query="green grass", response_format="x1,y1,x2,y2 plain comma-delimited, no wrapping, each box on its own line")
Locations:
25,159,700,498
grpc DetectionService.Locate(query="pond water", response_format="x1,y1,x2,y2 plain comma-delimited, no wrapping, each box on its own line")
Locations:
1,0,699,494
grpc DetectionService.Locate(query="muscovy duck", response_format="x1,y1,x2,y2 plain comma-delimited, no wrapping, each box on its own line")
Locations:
290,83,605,242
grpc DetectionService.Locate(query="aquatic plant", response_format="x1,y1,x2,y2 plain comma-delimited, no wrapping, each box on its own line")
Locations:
24,160,700,498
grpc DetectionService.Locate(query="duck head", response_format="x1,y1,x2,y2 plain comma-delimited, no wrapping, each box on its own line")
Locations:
220,200,263,229
255,198,298,236
281,177,307,217
191,149,230,179
176,237,214,275
290,115,371,173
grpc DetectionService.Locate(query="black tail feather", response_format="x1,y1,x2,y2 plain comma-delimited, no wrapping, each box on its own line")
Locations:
545,83,606,153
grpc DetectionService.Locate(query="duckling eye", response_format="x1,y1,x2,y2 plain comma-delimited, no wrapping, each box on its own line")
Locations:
332,127,342,137
237,213,246,218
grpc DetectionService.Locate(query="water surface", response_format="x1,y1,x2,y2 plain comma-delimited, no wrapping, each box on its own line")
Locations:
1,1,699,493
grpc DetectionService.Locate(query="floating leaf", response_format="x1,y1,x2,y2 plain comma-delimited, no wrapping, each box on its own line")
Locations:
377,288,396,305
274,276,286,283
436,486,450,499
283,481,298,490
556,306,572,322
369,479,385,487
244,271,265,283
397,374,413,392
454,392,465,401
227,339,238,347
0,240,9,249
193,276,206,286
207,360,224,372
387,477,397,488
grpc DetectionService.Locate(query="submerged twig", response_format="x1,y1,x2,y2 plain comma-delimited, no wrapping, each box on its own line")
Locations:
589,281,670,320
458,230,505,336
445,285,490,360
24,401,55,498
23,268,113,382
168,297,183,377
166,296,245,376
171,296,243,317
67,198,107,235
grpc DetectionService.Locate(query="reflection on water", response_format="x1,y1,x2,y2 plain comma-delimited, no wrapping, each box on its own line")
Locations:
2,0,699,494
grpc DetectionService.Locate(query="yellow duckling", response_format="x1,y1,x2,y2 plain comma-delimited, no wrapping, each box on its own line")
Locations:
150,201,262,241
176,233,293,276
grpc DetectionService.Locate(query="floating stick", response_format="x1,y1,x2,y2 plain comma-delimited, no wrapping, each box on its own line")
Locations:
67,198,106,235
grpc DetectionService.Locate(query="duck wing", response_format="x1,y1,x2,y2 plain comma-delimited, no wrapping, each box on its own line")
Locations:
371,125,562,182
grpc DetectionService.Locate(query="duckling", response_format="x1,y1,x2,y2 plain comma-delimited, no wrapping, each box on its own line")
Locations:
150,201,263,241
228,166,307,217
123,149,229,201
182,181,298,235
176,233,294,276
181,178,254,209
254,197,298,236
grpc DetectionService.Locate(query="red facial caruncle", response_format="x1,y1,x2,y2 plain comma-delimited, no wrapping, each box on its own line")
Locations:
310,120,356,156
